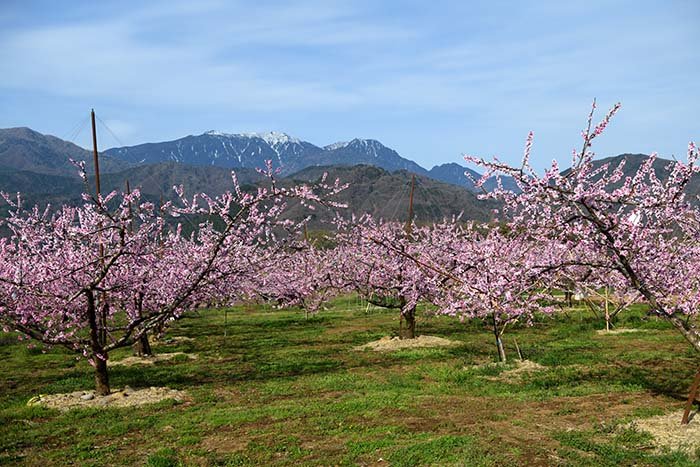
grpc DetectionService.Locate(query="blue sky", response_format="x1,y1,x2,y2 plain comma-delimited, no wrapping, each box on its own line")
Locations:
1,0,698,170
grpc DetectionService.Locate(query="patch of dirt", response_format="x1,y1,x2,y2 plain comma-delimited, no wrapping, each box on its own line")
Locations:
485,360,547,382
201,432,251,454
353,335,461,352
398,392,670,465
595,328,647,335
27,386,188,411
109,352,198,367
632,409,700,455
156,336,194,344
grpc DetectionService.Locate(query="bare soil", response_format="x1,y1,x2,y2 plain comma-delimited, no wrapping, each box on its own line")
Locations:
27,386,188,411
109,352,198,367
486,359,547,382
595,328,647,335
156,336,195,344
353,335,461,352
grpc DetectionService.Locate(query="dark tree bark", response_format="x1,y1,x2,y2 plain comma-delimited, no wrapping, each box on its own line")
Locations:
133,333,153,357
86,290,111,395
132,292,153,357
400,305,416,339
94,357,110,396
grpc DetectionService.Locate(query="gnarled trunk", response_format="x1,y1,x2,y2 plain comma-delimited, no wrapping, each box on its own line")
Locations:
132,292,153,356
400,306,416,339
133,333,152,357
94,357,110,396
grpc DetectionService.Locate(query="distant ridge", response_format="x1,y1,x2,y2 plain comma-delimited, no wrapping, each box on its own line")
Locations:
3,127,694,223
0,125,517,192
104,131,429,178
101,130,523,190
283,164,498,227
0,127,131,177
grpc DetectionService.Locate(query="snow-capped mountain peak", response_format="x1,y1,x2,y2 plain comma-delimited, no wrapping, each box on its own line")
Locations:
324,141,350,150
204,130,301,146
344,138,385,157
246,131,301,146
325,139,381,151
106,130,428,178
203,130,233,137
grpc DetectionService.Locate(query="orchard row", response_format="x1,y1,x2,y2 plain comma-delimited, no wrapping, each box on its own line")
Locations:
1,102,698,402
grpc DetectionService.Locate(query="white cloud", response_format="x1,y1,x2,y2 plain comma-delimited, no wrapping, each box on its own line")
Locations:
0,0,697,169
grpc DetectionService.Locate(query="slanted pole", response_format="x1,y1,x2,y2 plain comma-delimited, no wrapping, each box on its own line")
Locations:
404,174,416,235
91,109,101,197
681,368,700,425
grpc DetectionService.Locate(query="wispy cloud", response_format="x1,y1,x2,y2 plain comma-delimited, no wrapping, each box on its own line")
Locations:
0,0,697,169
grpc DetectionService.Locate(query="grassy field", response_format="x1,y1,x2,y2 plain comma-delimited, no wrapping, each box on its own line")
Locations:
1,297,699,466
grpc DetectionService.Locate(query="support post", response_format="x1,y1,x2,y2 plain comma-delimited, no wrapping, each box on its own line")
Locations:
91,109,101,197
681,368,700,425
404,174,415,236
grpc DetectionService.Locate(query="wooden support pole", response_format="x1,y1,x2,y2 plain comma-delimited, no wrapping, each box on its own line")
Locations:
126,180,134,233
404,174,415,235
681,368,700,425
91,109,101,197
514,338,523,361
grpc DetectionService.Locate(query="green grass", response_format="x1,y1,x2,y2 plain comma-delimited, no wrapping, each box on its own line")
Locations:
1,297,698,465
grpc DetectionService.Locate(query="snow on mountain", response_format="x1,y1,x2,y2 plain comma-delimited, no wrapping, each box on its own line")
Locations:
1,125,527,196
102,129,513,190
324,141,349,151
311,138,429,175
105,131,430,177
254,131,301,146
105,131,321,173
205,130,301,146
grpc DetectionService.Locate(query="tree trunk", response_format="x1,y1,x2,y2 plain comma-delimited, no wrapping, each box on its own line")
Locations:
495,335,507,363
400,306,416,339
492,313,507,363
94,356,110,396
86,290,111,395
132,293,152,356
133,333,152,357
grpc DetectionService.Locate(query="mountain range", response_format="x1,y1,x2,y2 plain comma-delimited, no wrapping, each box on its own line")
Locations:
1,126,695,224
0,127,131,176
0,127,500,223
104,130,431,177
0,126,506,190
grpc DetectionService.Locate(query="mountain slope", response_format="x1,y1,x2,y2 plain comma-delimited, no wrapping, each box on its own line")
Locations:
0,162,263,208
0,162,498,225
428,163,481,190
303,139,429,175
284,165,497,226
96,162,264,202
104,131,322,174
588,153,700,198
429,162,520,192
2,126,504,192
0,127,131,177
104,132,429,177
